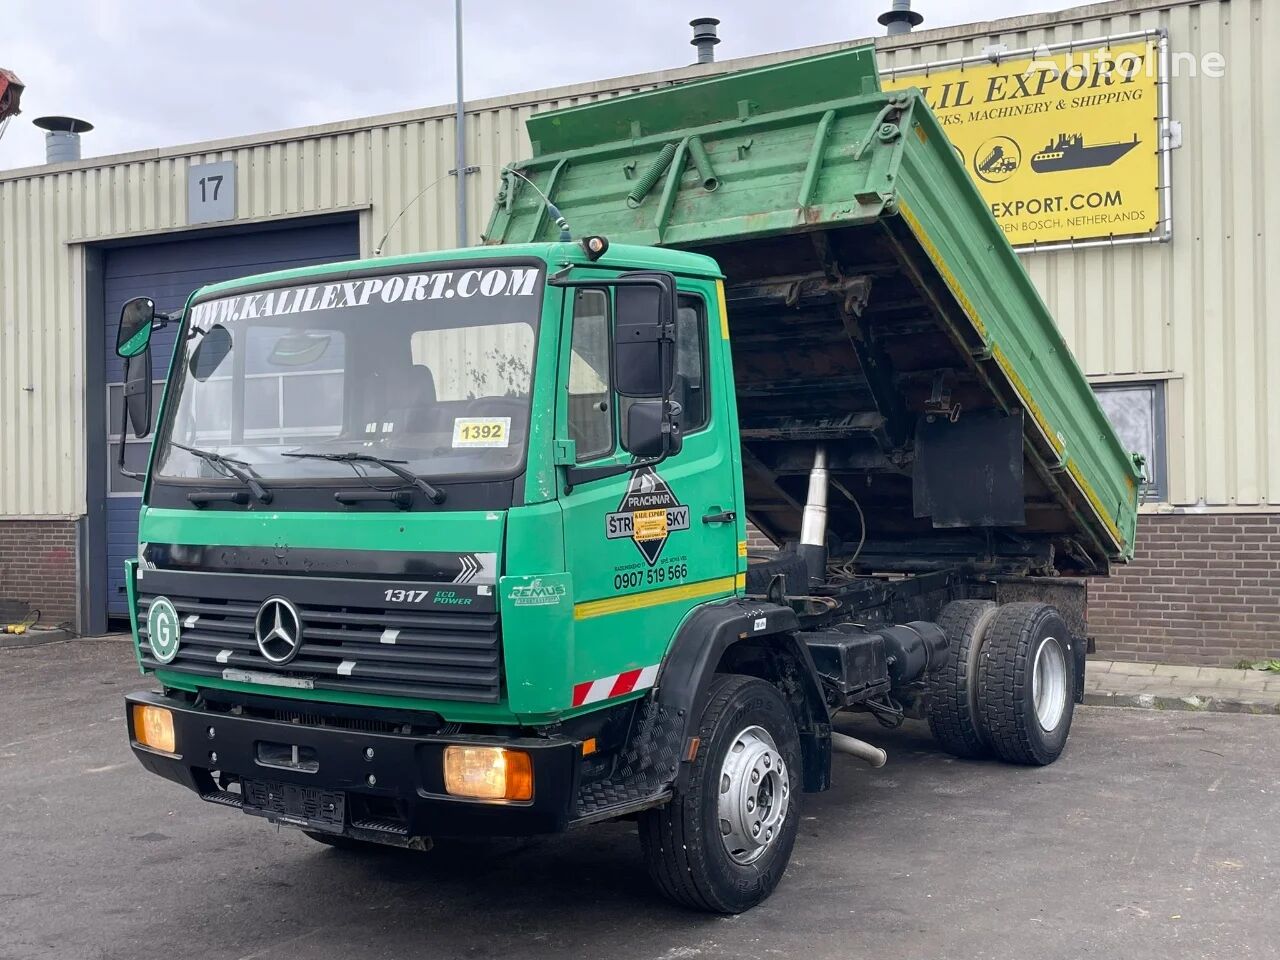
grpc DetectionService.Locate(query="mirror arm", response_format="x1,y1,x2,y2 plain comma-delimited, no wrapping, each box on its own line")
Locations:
562,442,676,494
563,397,682,492
115,404,144,481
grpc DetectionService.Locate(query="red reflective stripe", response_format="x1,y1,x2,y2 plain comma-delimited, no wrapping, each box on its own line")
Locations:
609,668,643,699
571,681,594,707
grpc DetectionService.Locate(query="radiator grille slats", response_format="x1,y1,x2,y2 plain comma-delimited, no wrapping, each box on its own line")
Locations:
138,591,501,703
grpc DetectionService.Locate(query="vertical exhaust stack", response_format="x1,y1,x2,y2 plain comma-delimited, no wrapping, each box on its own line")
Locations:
797,445,830,584
33,115,93,164
690,18,721,64
878,0,923,36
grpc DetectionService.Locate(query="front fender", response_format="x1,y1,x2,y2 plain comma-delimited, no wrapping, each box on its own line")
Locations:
656,598,831,792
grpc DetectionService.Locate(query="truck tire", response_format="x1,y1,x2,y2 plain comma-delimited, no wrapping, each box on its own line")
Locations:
745,551,809,598
638,674,802,914
926,599,998,759
976,602,1076,766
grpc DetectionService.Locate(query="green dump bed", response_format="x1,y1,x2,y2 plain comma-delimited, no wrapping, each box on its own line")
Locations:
485,46,1140,573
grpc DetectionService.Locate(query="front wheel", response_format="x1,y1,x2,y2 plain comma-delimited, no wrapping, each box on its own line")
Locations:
638,675,802,913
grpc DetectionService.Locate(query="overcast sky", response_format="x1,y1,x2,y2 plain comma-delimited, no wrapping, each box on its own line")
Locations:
2,0,1062,171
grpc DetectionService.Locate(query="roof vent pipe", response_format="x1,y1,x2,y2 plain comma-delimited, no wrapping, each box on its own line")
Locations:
33,115,93,164
690,18,720,64
878,0,923,36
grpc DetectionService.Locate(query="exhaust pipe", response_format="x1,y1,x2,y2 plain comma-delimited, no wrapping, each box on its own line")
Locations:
832,731,887,768
878,0,923,36
797,444,829,583
689,17,721,64
33,115,93,164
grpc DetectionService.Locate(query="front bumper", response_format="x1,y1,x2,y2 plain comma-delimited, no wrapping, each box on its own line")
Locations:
125,691,581,838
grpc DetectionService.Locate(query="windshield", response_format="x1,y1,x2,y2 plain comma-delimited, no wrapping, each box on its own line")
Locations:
153,263,543,485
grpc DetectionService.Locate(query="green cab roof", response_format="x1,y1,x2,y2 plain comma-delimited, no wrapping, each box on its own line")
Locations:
189,241,722,304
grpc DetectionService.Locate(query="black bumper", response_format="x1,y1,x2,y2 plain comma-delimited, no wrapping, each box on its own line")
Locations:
125,691,581,838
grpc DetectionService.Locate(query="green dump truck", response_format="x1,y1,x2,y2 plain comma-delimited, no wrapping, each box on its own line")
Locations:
118,47,1140,912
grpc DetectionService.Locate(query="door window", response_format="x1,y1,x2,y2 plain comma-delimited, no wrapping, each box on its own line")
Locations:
672,295,708,432
567,289,614,461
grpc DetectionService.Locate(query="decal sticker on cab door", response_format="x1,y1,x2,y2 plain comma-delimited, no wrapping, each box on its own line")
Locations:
605,467,690,566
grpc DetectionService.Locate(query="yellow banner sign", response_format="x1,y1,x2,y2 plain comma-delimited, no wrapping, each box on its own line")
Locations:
884,38,1161,247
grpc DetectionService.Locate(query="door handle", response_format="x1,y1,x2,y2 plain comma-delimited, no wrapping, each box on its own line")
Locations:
702,510,736,525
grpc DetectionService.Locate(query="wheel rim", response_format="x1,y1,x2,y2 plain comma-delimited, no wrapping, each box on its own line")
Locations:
1032,636,1068,732
717,725,790,865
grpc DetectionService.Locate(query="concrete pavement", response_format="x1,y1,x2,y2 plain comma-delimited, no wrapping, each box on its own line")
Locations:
1086,658,1280,714
2,639,1278,960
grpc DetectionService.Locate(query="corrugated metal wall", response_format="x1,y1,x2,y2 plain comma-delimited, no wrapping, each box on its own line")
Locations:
878,0,1279,509
0,87,648,517
0,0,1273,517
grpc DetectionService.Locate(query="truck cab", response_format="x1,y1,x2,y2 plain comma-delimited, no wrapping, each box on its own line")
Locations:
119,242,767,839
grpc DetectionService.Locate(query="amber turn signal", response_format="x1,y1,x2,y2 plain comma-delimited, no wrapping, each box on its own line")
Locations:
442,745,533,801
132,704,177,755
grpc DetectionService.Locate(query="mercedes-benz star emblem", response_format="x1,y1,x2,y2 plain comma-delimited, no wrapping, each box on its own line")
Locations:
254,597,303,665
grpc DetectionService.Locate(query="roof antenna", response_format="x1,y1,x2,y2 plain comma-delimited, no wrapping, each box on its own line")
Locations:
504,167,572,241
374,164,571,256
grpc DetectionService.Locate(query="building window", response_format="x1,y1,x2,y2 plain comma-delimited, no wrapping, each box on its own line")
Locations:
1093,380,1166,502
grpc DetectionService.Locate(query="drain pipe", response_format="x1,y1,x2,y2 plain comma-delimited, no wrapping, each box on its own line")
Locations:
797,444,830,583
832,731,888,768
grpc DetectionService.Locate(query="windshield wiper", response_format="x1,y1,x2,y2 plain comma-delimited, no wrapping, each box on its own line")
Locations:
282,451,446,505
170,441,273,504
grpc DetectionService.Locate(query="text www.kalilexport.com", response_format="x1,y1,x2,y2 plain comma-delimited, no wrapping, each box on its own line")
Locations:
991,190,1126,218
990,190,1125,219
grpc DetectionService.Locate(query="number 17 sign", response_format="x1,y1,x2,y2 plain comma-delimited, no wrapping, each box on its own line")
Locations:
187,160,236,224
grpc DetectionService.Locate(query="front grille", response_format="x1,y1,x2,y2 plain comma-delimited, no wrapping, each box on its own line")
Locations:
138,591,501,703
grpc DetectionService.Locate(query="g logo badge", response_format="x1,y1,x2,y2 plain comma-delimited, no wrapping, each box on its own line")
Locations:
146,597,181,664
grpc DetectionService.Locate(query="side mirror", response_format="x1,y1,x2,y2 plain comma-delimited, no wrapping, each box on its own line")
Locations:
190,324,233,381
123,347,153,438
117,346,153,479
613,273,676,398
116,297,156,358
623,399,683,459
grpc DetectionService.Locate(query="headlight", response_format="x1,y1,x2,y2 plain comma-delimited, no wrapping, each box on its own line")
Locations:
132,704,177,755
443,745,532,801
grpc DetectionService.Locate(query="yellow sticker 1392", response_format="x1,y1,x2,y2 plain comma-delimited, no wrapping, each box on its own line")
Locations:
452,417,511,448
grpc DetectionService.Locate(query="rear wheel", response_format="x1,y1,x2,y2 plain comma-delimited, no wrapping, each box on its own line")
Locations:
639,675,802,913
927,599,998,759
976,602,1076,766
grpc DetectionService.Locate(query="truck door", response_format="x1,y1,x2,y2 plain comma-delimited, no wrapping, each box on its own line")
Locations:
558,281,740,708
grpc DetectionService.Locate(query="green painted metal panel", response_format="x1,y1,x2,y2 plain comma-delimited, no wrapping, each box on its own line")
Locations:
484,46,1140,564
